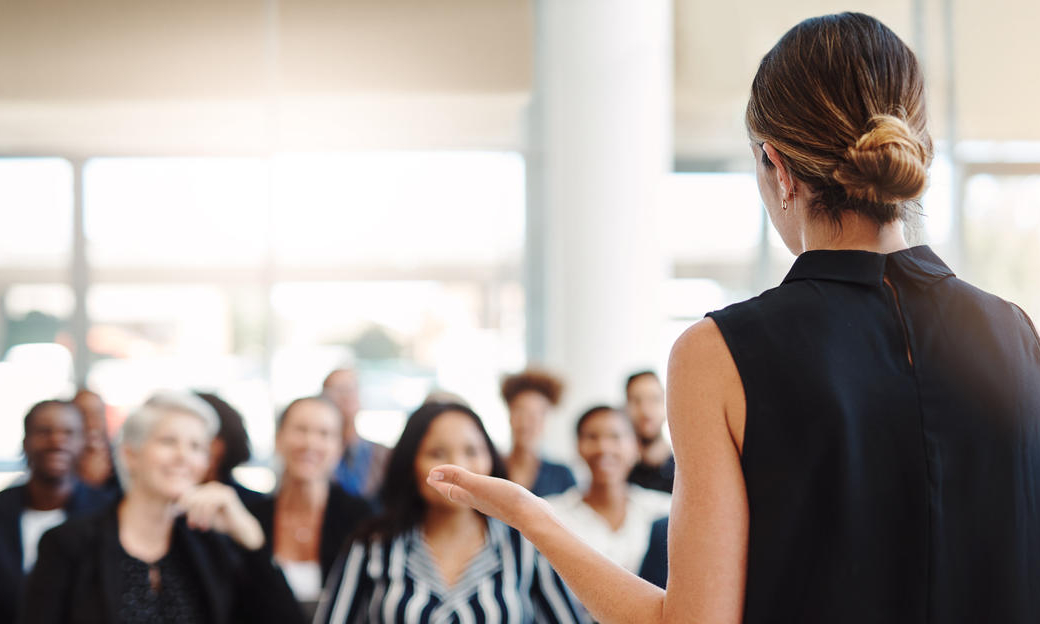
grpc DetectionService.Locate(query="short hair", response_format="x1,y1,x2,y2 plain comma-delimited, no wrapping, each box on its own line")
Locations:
113,391,220,488
624,370,661,396
746,12,932,225
195,392,252,481
24,399,80,434
276,395,341,432
500,368,564,406
575,405,632,437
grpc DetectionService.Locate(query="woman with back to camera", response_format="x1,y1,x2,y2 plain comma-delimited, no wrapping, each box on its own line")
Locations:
425,13,1040,624
21,391,303,624
314,402,584,624
246,396,372,621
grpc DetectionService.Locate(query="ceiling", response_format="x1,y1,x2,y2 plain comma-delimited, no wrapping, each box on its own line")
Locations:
0,0,1035,161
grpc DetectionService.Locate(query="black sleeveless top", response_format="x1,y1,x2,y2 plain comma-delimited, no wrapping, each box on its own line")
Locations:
707,246,1040,624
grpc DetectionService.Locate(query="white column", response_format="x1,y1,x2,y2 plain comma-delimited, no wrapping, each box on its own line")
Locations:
526,0,673,459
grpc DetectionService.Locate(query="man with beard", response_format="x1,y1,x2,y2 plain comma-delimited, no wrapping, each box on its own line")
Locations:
0,400,113,622
624,371,675,493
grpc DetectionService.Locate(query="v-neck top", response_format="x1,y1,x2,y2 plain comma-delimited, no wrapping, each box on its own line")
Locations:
707,246,1040,624
315,518,584,624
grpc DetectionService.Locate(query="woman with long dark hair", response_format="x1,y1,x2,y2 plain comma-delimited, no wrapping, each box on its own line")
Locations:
314,402,583,624
424,13,1040,624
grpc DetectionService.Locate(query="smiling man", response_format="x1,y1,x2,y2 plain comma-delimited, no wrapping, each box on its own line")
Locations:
0,400,113,622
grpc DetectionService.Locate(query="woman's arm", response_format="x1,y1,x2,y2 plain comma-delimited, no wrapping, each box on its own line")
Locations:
428,318,749,624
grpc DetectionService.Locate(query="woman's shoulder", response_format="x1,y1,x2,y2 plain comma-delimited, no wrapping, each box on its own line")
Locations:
626,484,672,518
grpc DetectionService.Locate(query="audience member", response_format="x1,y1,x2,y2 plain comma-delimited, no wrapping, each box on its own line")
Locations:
196,391,265,507
500,368,576,496
0,400,112,623
21,391,303,624
247,397,372,621
638,516,669,589
322,368,391,500
71,389,119,494
624,371,674,493
546,406,670,574
314,402,585,624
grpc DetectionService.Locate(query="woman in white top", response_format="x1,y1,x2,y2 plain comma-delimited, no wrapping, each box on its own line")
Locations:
546,406,670,574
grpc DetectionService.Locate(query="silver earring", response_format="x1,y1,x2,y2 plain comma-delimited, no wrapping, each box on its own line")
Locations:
782,198,788,211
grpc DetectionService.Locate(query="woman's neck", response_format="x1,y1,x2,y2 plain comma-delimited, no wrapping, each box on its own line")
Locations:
277,476,329,511
118,488,178,563
423,505,486,542
584,478,628,510
583,478,629,531
508,443,538,463
801,214,909,255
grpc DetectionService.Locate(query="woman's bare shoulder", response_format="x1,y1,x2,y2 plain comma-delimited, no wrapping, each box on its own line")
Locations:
668,317,746,452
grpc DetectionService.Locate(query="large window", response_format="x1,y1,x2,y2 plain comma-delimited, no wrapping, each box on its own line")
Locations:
0,152,527,478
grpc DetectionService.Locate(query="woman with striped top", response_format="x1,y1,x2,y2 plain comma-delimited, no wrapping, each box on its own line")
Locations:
314,402,584,624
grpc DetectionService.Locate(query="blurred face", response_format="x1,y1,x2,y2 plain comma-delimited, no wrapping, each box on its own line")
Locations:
323,370,360,424
24,405,85,482
508,390,550,450
414,411,493,509
123,411,210,502
626,375,666,442
276,400,343,483
578,411,639,486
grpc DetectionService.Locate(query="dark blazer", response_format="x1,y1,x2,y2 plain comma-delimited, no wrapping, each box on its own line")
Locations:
18,502,305,624
247,481,372,582
638,516,669,589
0,481,113,624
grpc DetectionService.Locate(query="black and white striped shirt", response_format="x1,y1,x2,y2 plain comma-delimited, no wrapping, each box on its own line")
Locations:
314,518,586,624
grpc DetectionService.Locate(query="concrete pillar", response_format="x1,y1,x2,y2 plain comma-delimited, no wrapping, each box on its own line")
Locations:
526,0,673,459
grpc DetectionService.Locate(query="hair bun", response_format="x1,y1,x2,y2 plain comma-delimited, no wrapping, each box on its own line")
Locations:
833,114,929,204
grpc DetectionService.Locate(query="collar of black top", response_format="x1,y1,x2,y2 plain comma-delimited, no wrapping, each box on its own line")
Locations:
782,245,955,289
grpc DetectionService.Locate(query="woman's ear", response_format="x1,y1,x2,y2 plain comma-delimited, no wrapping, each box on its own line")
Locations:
762,142,796,198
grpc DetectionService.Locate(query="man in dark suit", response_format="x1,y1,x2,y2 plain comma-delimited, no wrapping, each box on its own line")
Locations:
0,399,113,623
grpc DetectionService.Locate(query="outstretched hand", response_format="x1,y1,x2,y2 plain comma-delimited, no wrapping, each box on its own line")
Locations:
426,465,552,532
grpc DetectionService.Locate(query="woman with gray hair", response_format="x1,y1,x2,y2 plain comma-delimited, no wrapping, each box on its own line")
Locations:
21,391,304,624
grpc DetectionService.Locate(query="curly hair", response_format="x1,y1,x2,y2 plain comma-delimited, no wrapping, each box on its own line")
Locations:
500,368,565,406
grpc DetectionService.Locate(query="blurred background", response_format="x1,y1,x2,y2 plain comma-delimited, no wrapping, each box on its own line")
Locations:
1,0,1037,486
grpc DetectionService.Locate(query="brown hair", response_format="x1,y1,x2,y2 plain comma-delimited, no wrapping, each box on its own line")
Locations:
746,12,933,225
500,368,564,406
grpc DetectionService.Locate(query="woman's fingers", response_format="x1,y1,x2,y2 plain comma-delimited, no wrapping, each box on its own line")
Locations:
427,464,548,531
177,482,265,550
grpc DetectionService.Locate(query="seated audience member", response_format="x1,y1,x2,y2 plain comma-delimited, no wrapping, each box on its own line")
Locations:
0,400,112,623
547,406,670,574
500,368,577,497
323,368,391,500
72,389,120,495
314,402,585,624
624,371,675,493
21,391,304,624
638,516,669,589
247,397,372,620
196,391,265,507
